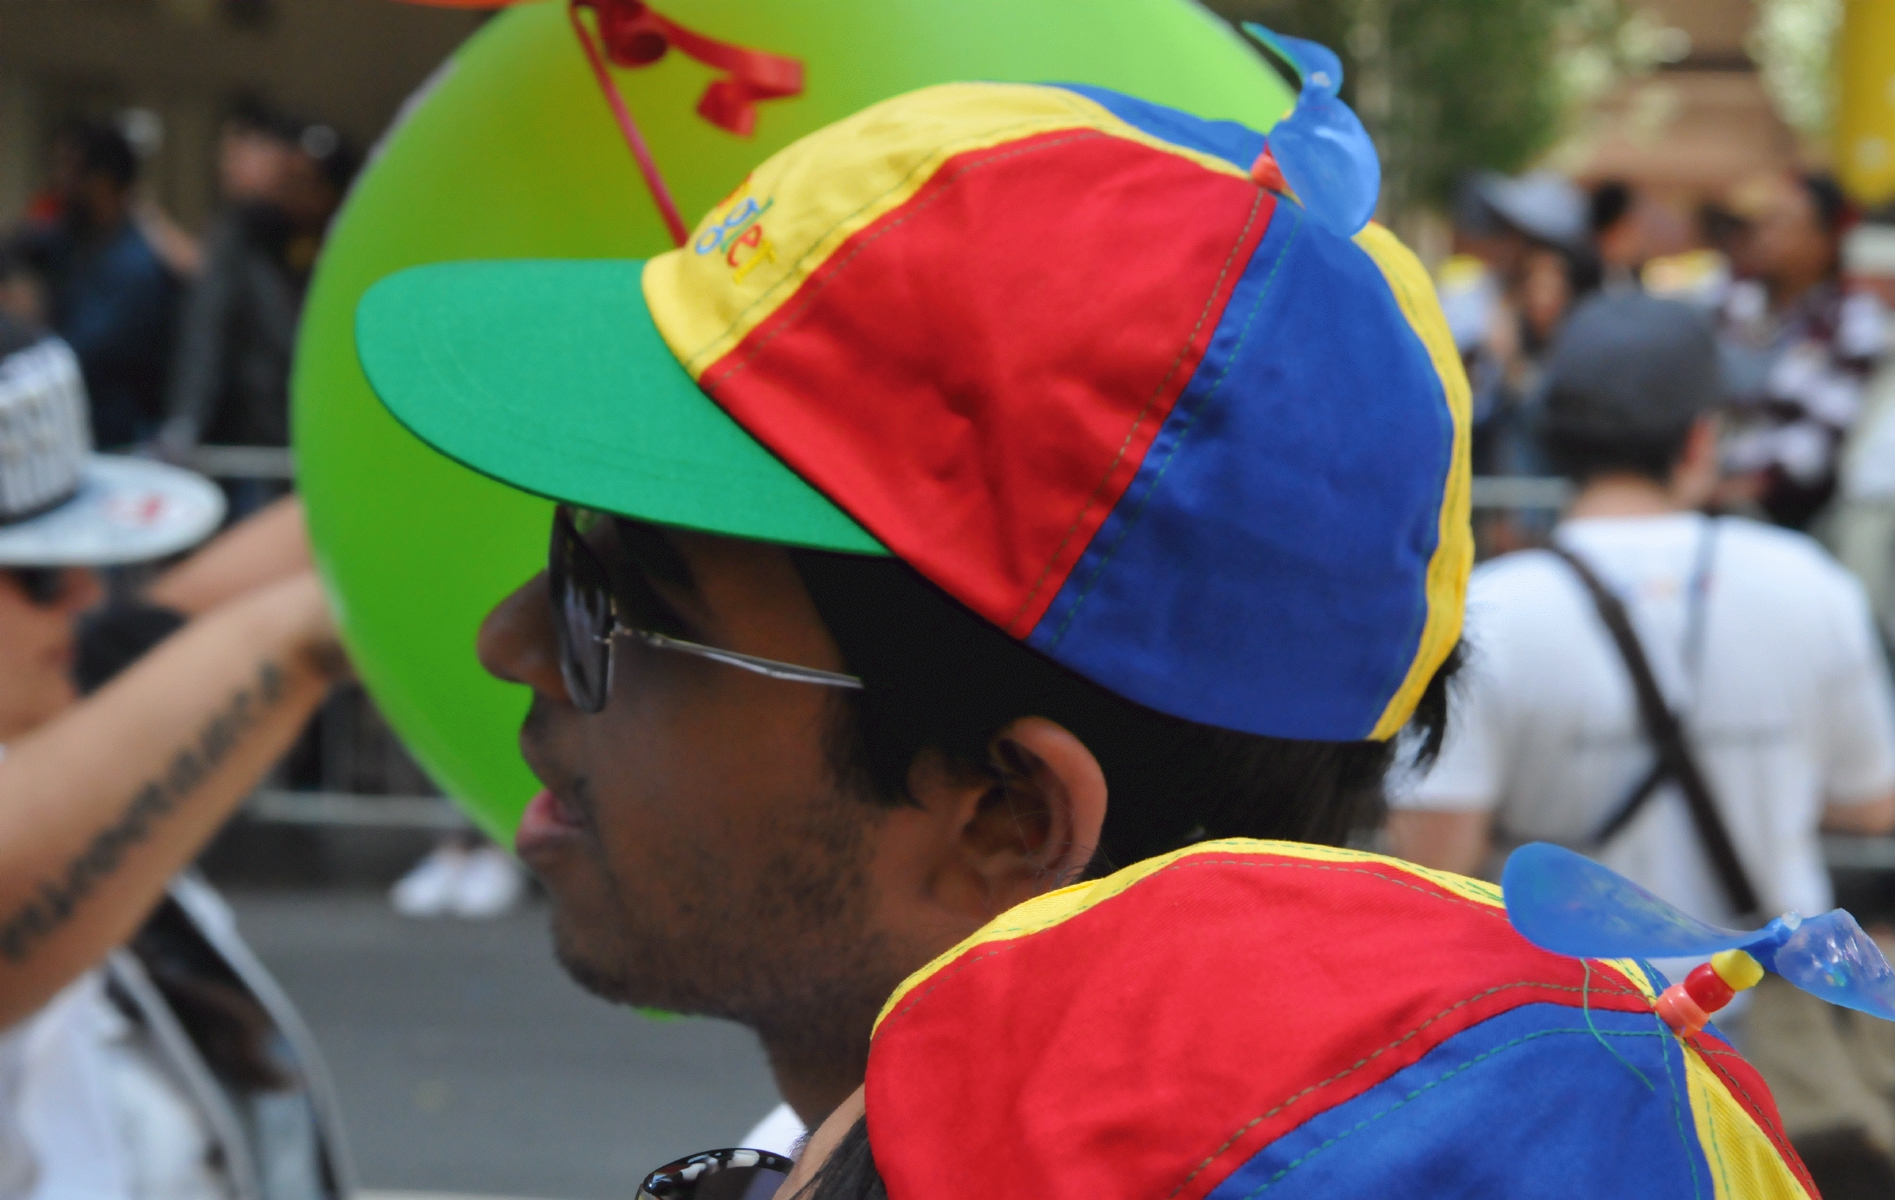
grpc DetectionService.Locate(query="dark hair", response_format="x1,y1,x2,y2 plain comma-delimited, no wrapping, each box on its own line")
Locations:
1801,173,1849,239
791,552,1460,875
298,124,360,196
1590,180,1633,235
1563,244,1605,300
77,122,137,190
795,1118,884,1200
225,96,302,145
75,603,187,694
1541,420,1695,487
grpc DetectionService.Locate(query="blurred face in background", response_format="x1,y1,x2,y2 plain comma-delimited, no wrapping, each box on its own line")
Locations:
1520,248,1573,346
0,568,101,743
218,123,293,207
1729,174,1836,302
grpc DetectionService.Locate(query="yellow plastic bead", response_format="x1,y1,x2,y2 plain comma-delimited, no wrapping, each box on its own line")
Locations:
1711,949,1764,992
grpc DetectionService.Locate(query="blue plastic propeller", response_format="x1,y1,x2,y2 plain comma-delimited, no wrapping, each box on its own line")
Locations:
1503,842,1895,1022
1242,23,1381,238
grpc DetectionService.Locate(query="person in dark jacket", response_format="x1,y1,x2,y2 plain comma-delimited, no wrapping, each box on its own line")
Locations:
164,109,357,464
12,123,176,449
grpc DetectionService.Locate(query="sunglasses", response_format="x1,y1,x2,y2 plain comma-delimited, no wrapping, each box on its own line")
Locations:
10,568,67,607
548,506,864,713
637,1147,794,1200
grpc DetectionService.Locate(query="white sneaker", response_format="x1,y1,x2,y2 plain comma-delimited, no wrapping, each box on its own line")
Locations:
390,845,467,917
449,846,526,919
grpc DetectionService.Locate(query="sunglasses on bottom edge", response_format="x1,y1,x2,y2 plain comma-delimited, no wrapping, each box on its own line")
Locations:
637,1147,796,1200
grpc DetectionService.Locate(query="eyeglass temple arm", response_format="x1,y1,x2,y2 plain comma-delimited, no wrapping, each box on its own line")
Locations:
608,627,865,689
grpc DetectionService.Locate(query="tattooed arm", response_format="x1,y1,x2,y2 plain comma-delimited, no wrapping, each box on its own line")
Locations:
0,572,344,1029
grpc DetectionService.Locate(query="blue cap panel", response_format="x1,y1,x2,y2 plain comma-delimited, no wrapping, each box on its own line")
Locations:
1204,1003,1707,1199
1026,206,1453,740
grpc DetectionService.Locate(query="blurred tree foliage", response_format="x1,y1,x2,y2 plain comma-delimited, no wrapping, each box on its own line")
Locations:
1210,0,1631,214
1748,0,1839,138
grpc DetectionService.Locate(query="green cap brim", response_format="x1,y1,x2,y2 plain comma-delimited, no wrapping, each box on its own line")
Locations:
354,260,887,555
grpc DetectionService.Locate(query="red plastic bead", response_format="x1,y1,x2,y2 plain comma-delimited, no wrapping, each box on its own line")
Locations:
1683,962,1736,1014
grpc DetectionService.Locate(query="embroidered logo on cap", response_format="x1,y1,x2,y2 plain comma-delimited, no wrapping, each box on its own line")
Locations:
693,189,776,283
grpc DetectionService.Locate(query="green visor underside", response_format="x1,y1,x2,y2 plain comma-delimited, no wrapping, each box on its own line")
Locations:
354,259,887,555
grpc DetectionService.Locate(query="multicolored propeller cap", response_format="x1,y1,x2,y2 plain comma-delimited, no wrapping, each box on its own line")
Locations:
355,66,1471,741
865,840,1816,1199
1505,842,1895,1034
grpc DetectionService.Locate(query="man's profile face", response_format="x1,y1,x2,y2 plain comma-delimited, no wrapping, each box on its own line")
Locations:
477,519,908,1050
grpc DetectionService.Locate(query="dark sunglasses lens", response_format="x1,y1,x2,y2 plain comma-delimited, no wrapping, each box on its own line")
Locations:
638,1150,792,1200
12,569,63,606
549,509,613,713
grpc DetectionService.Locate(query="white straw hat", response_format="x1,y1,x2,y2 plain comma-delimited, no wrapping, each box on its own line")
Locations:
0,336,223,567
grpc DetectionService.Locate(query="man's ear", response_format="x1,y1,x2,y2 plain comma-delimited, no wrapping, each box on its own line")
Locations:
902,716,1106,924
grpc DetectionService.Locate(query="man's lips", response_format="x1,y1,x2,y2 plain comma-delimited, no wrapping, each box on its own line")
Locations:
516,788,585,856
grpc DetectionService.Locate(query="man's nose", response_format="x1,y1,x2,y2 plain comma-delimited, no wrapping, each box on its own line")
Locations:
477,572,571,702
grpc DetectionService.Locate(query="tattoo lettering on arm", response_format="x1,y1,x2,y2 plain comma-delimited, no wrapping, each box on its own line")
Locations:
0,661,287,964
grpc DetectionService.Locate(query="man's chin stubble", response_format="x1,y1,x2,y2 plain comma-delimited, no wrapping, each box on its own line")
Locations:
547,794,906,1049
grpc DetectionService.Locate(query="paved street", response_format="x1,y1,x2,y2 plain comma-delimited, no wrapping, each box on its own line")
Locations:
228,891,782,1200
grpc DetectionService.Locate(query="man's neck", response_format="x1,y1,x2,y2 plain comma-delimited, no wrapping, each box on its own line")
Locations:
1565,474,1684,521
763,1037,867,1130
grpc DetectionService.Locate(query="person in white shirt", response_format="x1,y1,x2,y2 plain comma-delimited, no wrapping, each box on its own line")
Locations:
1389,291,1895,1192
0,316,350,1199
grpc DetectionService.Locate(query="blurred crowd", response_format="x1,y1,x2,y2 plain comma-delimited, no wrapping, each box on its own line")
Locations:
1444,166,1895,581
1402,166,1895,1193
0,105,357,493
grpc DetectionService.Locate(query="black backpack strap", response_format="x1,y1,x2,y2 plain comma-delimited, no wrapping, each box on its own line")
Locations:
1548,542,1762,919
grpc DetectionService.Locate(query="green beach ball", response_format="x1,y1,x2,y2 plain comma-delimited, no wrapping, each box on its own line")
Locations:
293,0,1294,840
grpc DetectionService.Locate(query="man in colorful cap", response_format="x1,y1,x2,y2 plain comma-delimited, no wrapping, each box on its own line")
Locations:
357,73,1473,1128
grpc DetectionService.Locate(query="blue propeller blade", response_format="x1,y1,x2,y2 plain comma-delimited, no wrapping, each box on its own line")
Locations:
1241,23,1381,238
1775,909,1895,1021
1504,843,1895,1023
1502,842,1764,960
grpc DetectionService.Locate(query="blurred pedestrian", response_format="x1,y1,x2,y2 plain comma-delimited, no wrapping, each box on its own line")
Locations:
1829,221,1895,642
1719,172,1886,531
9,122,177,449
164,106,357,508
1390,292,1895,1193
1460,172,1600,473
1590,179,1644,291
0,309,354,1200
